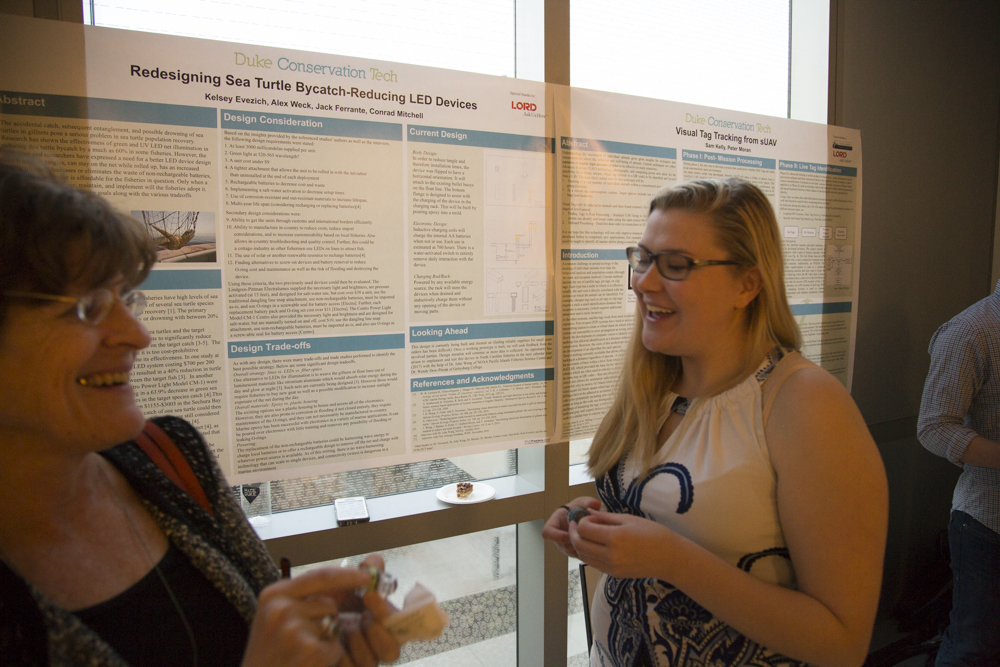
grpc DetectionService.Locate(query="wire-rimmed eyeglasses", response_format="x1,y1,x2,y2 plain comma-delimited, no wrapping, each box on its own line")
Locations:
3,288,146,325
626,245,741,281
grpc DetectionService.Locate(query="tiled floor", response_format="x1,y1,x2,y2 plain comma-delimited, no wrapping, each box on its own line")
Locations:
294,525,517,603
398,614,591,667
567,611,590,658
401,632,515,667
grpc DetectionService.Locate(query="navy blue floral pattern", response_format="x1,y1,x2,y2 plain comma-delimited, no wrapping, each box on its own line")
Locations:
593,409,808,666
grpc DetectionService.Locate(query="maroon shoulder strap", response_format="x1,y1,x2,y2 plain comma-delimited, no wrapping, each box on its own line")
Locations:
134,420,214,517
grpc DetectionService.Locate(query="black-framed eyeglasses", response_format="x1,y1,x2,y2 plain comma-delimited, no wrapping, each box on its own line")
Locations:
626,245,741,281
2,288,146,325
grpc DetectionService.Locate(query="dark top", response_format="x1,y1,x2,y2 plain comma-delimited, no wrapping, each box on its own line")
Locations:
0,416,280,667
75,544,248,667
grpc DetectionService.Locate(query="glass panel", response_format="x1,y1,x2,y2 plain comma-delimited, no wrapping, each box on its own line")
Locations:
232,449,516,512
568,557,590,665
789,0,830,122
571,0,791,117
91,0,518,77
293,526,517,665
569,438,592,466
92,0,531,516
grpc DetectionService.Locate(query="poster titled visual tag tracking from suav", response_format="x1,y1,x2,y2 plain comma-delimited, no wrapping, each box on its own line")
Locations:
552,86,861,443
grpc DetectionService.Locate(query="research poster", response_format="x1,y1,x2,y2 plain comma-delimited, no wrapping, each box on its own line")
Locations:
553,86,862,442
1,16,861,481
0,16,553,483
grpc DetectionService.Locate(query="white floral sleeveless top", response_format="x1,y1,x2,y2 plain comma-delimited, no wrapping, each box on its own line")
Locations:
589,349,813,667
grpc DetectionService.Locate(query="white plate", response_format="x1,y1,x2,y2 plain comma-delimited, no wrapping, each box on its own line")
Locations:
436,482,496,505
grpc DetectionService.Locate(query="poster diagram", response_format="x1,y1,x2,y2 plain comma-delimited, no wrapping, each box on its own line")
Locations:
489,221,537,264
825,244,853,286
483,150,546,316
132,210,217,263
484,153,543,207
486,268,546,314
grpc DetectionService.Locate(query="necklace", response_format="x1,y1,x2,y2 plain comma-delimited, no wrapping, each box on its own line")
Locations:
98,464,199,667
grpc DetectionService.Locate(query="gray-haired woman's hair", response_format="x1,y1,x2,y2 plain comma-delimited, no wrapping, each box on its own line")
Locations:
0,149,156,328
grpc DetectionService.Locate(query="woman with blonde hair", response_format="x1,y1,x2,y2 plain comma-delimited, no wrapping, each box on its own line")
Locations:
544,178,887,667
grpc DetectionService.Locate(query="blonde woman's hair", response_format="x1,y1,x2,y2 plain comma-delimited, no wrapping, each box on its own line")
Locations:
587,178,801,479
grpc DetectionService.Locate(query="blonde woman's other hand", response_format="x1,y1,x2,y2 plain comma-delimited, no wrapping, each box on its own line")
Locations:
541,496,602,559
569,510,683,581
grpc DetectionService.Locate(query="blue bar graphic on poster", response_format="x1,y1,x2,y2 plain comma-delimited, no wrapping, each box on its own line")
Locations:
228,334,405,358
560,136,676,160
410,321,553,343
790,302,853,316
1,91,216,127
221,110,401,140
682,149,775,170
561,249,627,261
140,270,222,290
411,368,554,392
408,126,550,152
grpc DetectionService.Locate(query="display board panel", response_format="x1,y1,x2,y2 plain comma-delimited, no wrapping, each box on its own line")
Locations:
553,86,862,441
0,16,552,483
0,16,860,481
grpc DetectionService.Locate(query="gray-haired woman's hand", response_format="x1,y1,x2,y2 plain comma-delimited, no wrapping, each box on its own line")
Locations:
241,556,399,667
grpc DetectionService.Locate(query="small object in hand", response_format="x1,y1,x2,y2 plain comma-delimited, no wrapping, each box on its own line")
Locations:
337,611,363,634
567,508,590,524
383,583,449,644
357,566,398,598
456,482,473,499
319,614,341,641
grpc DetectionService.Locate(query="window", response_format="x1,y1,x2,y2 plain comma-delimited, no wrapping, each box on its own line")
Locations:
84,0,540,79
571,0,790,116
267,450,517,512
60,4,831,664
571,0,828,122
296,527,518,666
88,0,540,517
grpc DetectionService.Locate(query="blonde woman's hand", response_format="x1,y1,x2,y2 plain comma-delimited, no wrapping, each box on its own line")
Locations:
541,496,602,559
568,509,683,580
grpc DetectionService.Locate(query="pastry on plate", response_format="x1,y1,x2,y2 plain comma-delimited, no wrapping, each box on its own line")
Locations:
456,482,473,499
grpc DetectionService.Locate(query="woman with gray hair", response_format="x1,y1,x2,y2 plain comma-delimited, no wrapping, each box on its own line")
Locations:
0,152,399,667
